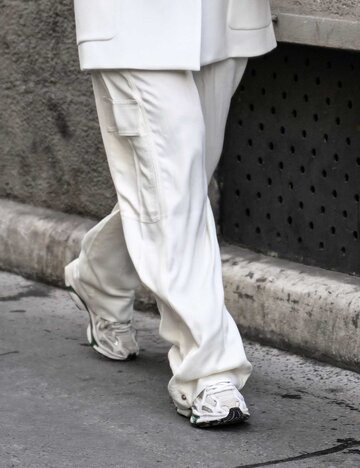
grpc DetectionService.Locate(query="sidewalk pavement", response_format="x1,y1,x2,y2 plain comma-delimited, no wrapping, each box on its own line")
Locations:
0,271,359,468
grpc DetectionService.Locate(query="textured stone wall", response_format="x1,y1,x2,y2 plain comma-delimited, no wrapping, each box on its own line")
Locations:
0,0,359,219
271,0,360,21
0,0,114,219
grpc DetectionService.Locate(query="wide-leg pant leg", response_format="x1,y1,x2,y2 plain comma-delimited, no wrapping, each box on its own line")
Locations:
66,203,140,323
79,68,252,410
193,58,248,181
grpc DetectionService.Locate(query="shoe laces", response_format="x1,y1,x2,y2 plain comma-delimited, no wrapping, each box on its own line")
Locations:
102,321,134,346
98,319,132,336
204,380,237,397
194,381,242,414
106,321,132,335
203,380,245,410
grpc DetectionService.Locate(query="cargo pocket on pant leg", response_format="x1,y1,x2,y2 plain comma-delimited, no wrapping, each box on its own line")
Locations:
105,97,162,223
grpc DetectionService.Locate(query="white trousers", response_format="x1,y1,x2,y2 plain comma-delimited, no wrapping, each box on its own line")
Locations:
69,58,252,410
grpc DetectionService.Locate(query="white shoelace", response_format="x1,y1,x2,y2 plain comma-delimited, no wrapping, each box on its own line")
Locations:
106,321,132,334
204,380,237,397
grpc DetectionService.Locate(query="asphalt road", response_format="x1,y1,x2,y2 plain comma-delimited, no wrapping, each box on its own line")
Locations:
0,271,359,468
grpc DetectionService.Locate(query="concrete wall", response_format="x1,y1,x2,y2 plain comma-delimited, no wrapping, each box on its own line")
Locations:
270,1,360,51
1,1,359,220
271,1,360,21
0,0,114,219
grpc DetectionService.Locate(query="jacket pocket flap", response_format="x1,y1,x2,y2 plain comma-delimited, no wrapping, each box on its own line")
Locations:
74,0,117,44
228,0,272,30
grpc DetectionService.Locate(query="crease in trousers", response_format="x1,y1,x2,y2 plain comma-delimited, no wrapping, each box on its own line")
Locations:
67,58,252,411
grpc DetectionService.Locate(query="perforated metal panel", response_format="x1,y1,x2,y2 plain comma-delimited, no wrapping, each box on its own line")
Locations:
220,43,360,275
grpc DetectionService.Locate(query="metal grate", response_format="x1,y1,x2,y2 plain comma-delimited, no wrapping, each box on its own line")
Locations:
220,43,360,275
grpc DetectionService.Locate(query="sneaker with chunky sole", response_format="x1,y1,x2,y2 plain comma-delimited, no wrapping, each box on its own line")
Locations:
184,380,250,428
65,267,139,361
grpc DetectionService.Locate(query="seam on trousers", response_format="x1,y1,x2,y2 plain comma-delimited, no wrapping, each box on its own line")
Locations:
127,137,156,223
123,70,166,222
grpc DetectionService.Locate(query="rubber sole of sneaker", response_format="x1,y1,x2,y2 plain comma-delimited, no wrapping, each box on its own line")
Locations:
190,407,249,428
65,284,137,362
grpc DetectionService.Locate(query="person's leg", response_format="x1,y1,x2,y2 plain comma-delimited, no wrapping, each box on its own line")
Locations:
65,202,141,360
193,57,248,183
88,68,252,412
66,203,140,324
182,59,252,425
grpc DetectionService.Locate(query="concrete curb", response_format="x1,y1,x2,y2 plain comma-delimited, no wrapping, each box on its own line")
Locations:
0,200,156,309
0,199,359,371
221,245,360,371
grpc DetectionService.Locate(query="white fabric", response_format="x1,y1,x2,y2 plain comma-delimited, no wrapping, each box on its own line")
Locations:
68,58,252,410
74,0,277,70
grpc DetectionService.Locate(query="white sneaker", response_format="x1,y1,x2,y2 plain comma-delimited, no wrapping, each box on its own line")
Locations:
64,266,139,361
188,380,250,428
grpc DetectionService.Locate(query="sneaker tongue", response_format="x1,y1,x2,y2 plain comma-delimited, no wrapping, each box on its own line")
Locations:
210,389,238,409
108,322,131,333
